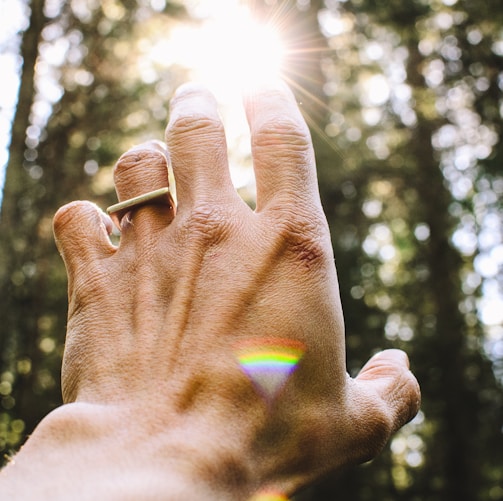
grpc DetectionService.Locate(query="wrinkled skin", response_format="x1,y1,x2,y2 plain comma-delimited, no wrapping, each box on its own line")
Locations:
1,82,420,500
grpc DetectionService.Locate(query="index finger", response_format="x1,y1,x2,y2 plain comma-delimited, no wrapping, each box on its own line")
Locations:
244,80,320,212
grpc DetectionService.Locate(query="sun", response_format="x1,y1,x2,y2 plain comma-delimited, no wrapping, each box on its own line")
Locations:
150,1,285,100
146,0,287,193
202,8,285,91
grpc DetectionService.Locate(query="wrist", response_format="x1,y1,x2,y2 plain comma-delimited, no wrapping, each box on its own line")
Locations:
1,402,256,500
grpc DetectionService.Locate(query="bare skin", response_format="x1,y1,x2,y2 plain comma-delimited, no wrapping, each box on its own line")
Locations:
0,81,420,500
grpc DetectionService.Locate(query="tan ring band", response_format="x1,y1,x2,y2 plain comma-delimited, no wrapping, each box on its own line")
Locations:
106,187,171,229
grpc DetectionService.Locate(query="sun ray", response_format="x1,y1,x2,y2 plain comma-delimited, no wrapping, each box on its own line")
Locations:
150,0,345,184
243,0,345,160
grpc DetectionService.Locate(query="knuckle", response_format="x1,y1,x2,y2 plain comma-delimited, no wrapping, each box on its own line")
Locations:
366,404,395,454
352,400,395,463
53,201,81,230
394,371,421,427
116,149,165,169
53,202,113,272
361,352,422,428
70,273,106,309
272,211,331,270
180,204,235,247
53,201,96,237
168,114,225,144
114,149,167,185
252,116,311,156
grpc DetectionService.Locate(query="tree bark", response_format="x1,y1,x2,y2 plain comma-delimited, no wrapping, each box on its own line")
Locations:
0,0,46,375
0,0,52,463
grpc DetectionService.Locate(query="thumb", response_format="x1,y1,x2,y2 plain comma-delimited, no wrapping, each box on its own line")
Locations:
355,349,421,432
53,201,116,277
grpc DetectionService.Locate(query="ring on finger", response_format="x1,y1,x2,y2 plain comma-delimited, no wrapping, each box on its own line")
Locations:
106,187,173,229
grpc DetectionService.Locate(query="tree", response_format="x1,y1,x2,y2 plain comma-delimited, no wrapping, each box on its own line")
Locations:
0,0,48,460
293,0,503,499
0,0,187,464
1,2,502,500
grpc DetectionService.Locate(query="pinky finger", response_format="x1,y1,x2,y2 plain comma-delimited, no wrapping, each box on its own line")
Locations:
53,201,116,277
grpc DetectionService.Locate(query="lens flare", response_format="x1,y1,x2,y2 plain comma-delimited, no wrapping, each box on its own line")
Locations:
149,2,285,99
249,490,290,501
192,5,285,92
234,338,305,403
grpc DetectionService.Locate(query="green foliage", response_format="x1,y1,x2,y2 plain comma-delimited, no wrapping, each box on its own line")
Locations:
299,0,503,499
0,0,187,464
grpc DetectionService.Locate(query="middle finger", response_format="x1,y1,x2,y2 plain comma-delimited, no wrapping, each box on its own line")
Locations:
165,84,241,214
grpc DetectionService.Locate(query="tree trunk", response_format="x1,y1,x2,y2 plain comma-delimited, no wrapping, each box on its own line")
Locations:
406,42,480,501
0,0,46,383
0,1,53,459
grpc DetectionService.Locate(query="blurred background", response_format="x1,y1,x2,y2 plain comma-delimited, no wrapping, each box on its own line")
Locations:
0,1,502,499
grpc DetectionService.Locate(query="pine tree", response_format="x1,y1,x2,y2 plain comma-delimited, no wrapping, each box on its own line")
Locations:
0,0,187,464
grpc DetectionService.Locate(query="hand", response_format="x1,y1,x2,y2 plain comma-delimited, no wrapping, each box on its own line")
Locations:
3,81,420,500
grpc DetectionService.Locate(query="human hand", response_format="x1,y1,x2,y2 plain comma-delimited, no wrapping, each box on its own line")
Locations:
48,81,420,499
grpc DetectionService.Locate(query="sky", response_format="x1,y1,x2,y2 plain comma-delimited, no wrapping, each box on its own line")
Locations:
0,0,28,193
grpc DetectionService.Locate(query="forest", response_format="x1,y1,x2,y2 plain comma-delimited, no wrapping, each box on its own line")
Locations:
1,0,502,499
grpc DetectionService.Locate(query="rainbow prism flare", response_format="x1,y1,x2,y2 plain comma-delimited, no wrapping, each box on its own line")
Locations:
234,338,305,403
248,490,290,501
